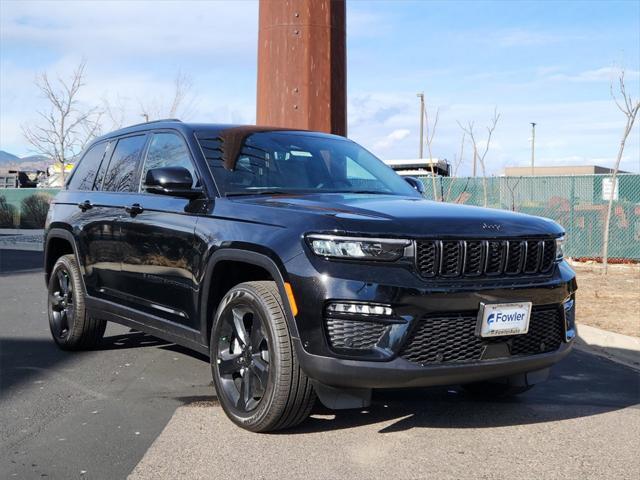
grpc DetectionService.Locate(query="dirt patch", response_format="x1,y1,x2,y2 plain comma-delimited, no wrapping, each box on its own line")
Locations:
571,261,640,337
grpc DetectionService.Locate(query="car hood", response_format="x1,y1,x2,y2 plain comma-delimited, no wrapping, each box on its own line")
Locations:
229,193,564,238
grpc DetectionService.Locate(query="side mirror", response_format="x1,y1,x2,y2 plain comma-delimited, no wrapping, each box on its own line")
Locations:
404,176,425,195
144,167,202,199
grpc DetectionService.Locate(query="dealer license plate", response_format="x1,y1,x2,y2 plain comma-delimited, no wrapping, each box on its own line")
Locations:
477,302,532,338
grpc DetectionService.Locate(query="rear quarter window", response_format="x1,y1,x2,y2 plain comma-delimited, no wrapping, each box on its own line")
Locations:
67,142,108,191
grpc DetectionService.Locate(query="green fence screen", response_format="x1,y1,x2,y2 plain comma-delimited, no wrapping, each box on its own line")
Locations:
2,175,639,260
0,189,59,229
418,174,640,260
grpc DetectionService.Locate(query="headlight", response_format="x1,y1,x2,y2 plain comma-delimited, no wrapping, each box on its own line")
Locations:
306,234,411,261
555,236,565,261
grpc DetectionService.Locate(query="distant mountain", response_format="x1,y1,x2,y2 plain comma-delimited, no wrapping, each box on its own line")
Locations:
0,150,20,164
0,150,52,172
20,154,51,164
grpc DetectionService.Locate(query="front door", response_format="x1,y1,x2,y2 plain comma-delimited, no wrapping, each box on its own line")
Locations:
118,131,204,331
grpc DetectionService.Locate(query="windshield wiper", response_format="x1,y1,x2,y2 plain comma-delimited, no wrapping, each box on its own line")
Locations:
225,190,297,197
332,190,392,195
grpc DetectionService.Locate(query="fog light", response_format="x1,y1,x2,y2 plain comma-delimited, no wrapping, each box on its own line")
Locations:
563,298,576,341
326,302,394,316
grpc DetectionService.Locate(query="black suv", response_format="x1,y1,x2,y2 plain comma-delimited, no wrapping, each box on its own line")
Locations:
44,120,577,432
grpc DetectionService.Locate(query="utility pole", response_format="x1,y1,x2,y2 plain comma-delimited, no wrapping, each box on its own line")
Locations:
472,145,477,177
417,92,424,159
530,122,536,175
257,0,346,135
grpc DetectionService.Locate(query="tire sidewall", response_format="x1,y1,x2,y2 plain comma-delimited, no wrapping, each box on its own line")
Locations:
47,255,84,348
210,285,282,429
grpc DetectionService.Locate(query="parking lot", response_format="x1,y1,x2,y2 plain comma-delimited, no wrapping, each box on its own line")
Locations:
1,263,639,479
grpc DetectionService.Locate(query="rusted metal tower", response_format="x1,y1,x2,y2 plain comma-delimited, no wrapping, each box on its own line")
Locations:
256,0,347,136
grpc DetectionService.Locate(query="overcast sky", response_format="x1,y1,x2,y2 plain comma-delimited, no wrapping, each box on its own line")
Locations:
1,0,639,174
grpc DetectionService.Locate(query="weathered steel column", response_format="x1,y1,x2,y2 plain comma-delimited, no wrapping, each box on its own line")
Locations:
256,0,347,136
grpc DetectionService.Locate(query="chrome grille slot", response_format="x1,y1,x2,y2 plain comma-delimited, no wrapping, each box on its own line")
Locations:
415,237,557,279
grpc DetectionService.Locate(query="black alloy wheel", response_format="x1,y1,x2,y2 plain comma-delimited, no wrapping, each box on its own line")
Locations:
210,281,316,432
216,304,271,412
47,254,106,350
49,267,74,340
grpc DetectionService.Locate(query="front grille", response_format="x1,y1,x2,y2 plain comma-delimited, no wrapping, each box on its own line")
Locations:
399,306,564,365
325,318,386,350
415,239,556,279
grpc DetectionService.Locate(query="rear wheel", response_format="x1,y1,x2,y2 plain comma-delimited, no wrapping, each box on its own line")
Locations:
47,254,106,350
210,281,315,432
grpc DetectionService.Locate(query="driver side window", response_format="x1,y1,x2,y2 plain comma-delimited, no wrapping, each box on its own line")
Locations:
141,132,198,190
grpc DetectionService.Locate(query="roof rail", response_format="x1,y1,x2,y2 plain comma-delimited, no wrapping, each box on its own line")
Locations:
123,118,183,129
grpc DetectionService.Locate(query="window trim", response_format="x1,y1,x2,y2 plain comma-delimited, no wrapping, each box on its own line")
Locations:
97,133,149,193
136,129,202,195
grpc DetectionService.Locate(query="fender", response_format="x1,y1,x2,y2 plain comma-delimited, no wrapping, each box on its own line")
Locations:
199,248,300,347
43,227,85,290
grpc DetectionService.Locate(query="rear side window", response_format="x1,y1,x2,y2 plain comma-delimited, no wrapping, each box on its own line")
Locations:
141,133,197,189
101,135,147,192
68,142,108,191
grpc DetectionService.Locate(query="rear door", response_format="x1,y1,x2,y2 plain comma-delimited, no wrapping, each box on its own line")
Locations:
65,139,117,298
117,131,203,330
87,133,148,301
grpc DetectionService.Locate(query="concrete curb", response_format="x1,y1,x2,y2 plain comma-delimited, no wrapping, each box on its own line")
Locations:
576,323,640,371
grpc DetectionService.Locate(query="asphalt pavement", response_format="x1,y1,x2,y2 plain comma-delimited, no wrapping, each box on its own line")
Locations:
0,268,212,479
0,250,43,274
1,266,639,479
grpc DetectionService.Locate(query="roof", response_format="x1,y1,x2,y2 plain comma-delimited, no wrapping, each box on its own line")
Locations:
92,120,347,144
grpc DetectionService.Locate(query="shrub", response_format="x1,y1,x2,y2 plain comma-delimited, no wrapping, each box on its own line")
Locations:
19,193,52,229
0,195,17,228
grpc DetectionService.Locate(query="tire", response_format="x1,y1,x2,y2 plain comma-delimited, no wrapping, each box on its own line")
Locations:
462,380,533,398
210,281,316,432
47,254,106,350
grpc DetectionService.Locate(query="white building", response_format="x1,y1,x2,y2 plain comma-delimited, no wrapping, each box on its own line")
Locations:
384,158,450,177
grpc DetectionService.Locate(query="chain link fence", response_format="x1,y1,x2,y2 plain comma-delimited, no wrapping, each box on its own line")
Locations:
418,174,640,260
2,174,639,260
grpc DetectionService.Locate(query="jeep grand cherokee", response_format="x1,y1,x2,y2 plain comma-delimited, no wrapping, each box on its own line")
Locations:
44,120,577,432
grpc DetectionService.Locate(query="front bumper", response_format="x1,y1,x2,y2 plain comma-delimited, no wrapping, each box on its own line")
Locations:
294,338,573,389
285,253,577,389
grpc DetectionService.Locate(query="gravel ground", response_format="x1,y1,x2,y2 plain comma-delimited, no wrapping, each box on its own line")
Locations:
130,356,640,480
571,261,640,337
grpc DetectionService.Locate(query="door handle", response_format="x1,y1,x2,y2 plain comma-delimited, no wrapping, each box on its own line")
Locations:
77,200,93,212
124,203,144,216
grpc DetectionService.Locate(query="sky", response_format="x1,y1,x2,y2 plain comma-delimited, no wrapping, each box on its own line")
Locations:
1,0,639,175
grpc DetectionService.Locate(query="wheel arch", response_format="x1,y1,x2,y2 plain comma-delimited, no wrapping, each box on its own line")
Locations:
200,248,300,347
44,228,83,288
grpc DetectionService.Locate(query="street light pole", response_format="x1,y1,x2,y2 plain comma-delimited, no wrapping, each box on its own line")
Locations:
417,93,424,159
530,122,536,175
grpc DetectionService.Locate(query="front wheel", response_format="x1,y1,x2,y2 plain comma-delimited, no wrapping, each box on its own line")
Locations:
210,281,315,432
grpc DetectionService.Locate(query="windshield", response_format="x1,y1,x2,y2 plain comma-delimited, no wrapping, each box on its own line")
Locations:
196,129,419,197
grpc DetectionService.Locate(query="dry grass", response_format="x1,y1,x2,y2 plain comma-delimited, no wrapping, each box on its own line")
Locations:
571,261,640,337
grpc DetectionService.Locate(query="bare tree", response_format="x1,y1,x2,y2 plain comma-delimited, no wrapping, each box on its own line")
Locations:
22,60,102,183
139,71,196,122
457,108,500,207
602,68,640,273
422,101,440,200
444,132,466,202
505,176,522,212
102,93,129,130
